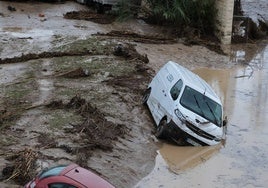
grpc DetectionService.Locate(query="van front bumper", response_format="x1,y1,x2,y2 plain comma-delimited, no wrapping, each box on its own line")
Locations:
166,120,212,146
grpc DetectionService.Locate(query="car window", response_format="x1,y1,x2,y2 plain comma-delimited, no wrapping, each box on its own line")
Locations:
170,79,183,100
48,183,77,188
39,165,67,179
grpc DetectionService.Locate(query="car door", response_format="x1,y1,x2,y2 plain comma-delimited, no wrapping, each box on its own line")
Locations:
147,66,169,124
155,69,177,123
158,78,184,122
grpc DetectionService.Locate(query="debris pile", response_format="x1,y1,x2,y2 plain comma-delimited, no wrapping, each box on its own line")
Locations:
0,51,95,64
46,96,127,166
104,75,147,93
113,43,149,63
64,11,115,24
55,67,91,78
0,107,18,126
96,30,177,44
3,148,38,185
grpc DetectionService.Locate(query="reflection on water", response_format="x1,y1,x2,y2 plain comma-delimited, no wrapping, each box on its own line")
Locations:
136,43,268,187
159,144,221,174
1,27,23,32
0,63,27,84
33,60,54,106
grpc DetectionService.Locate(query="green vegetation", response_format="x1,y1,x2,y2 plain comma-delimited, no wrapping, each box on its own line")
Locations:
145,0,217,34
116,0,217,35
115,0,141,21
53,37,114,55
4,84,30,100
48,110,81,130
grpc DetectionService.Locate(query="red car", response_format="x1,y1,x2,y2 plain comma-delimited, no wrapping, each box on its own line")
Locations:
24,164,115,188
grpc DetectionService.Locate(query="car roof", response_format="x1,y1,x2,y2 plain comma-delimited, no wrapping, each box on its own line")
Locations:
166,61,222,105
63,164,115,188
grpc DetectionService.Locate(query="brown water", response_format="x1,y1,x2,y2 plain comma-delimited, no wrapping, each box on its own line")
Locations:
136,44,268,188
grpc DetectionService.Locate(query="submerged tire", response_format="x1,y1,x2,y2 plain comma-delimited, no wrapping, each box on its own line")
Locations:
95,3,104,14
155,119,167,139
142,88,151,105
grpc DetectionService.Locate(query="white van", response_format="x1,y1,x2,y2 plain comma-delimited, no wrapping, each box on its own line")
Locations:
142,61,226,146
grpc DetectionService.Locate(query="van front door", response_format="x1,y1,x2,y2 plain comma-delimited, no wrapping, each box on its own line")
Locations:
150,68,171,124
158,79,184,122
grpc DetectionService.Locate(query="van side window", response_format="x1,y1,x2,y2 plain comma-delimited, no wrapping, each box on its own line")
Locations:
170,79,183,100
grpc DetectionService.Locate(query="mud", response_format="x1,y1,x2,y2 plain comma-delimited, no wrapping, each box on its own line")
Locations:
95,30,178,44
0,40,148,64
44,96,128,168
64,11,116,24
55,67,90,78
0,4,157,184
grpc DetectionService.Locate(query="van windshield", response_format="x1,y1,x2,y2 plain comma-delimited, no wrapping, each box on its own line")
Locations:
180,86,222,127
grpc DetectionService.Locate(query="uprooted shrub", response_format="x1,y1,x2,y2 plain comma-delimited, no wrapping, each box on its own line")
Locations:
3,148,38,185
46,96,128,167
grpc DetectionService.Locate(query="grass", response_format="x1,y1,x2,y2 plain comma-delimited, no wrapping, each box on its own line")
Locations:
48,110,82,130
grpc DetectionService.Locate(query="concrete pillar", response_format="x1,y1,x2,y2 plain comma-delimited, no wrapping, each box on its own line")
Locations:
215,0,234,44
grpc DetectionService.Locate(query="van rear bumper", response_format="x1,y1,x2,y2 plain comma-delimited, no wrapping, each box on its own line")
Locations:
166,120,209,146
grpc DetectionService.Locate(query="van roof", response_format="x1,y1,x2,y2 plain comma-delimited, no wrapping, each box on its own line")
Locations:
167,61,222,105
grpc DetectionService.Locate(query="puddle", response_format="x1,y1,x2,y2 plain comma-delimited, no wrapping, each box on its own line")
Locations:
33,60,54,105
1,27,23,32
0,63,27,84
159,144,221,173
9,28,54,39
136,43,268,187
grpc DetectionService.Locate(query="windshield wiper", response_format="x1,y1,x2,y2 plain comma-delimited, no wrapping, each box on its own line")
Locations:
193,95,205,117
205,101,220,126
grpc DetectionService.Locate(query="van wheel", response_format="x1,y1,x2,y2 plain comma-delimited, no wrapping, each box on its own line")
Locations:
142,88,151,105
95,3,105,14
155,119,167,139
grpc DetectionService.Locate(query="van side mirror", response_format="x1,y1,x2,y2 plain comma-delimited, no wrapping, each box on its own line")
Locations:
223,116,228,127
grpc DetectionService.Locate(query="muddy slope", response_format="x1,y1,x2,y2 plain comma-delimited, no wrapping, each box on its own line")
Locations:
0,30,159,187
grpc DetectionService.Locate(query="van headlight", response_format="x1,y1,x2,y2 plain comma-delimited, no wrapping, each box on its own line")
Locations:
214,137,222,142
174,109,186,123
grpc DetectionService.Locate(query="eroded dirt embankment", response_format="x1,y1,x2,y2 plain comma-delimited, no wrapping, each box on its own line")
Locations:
0,31,157,187
0,39,149,65
2,95,128,185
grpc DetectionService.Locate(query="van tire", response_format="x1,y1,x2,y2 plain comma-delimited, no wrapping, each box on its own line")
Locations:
142,88,151,105
95,3,105,14
155,119,167,139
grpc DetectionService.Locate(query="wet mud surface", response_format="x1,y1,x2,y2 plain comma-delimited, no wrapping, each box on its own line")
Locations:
94,30,178,44
64,10,116,24
0,1,268,188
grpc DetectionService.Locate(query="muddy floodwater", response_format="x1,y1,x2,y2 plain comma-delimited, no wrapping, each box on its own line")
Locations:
136,43,268,188
0,1,268,188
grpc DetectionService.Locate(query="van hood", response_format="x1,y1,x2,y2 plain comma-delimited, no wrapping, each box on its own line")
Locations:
180,109,223,138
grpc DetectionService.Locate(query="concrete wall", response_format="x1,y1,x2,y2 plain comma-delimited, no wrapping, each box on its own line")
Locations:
215,0,234,44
